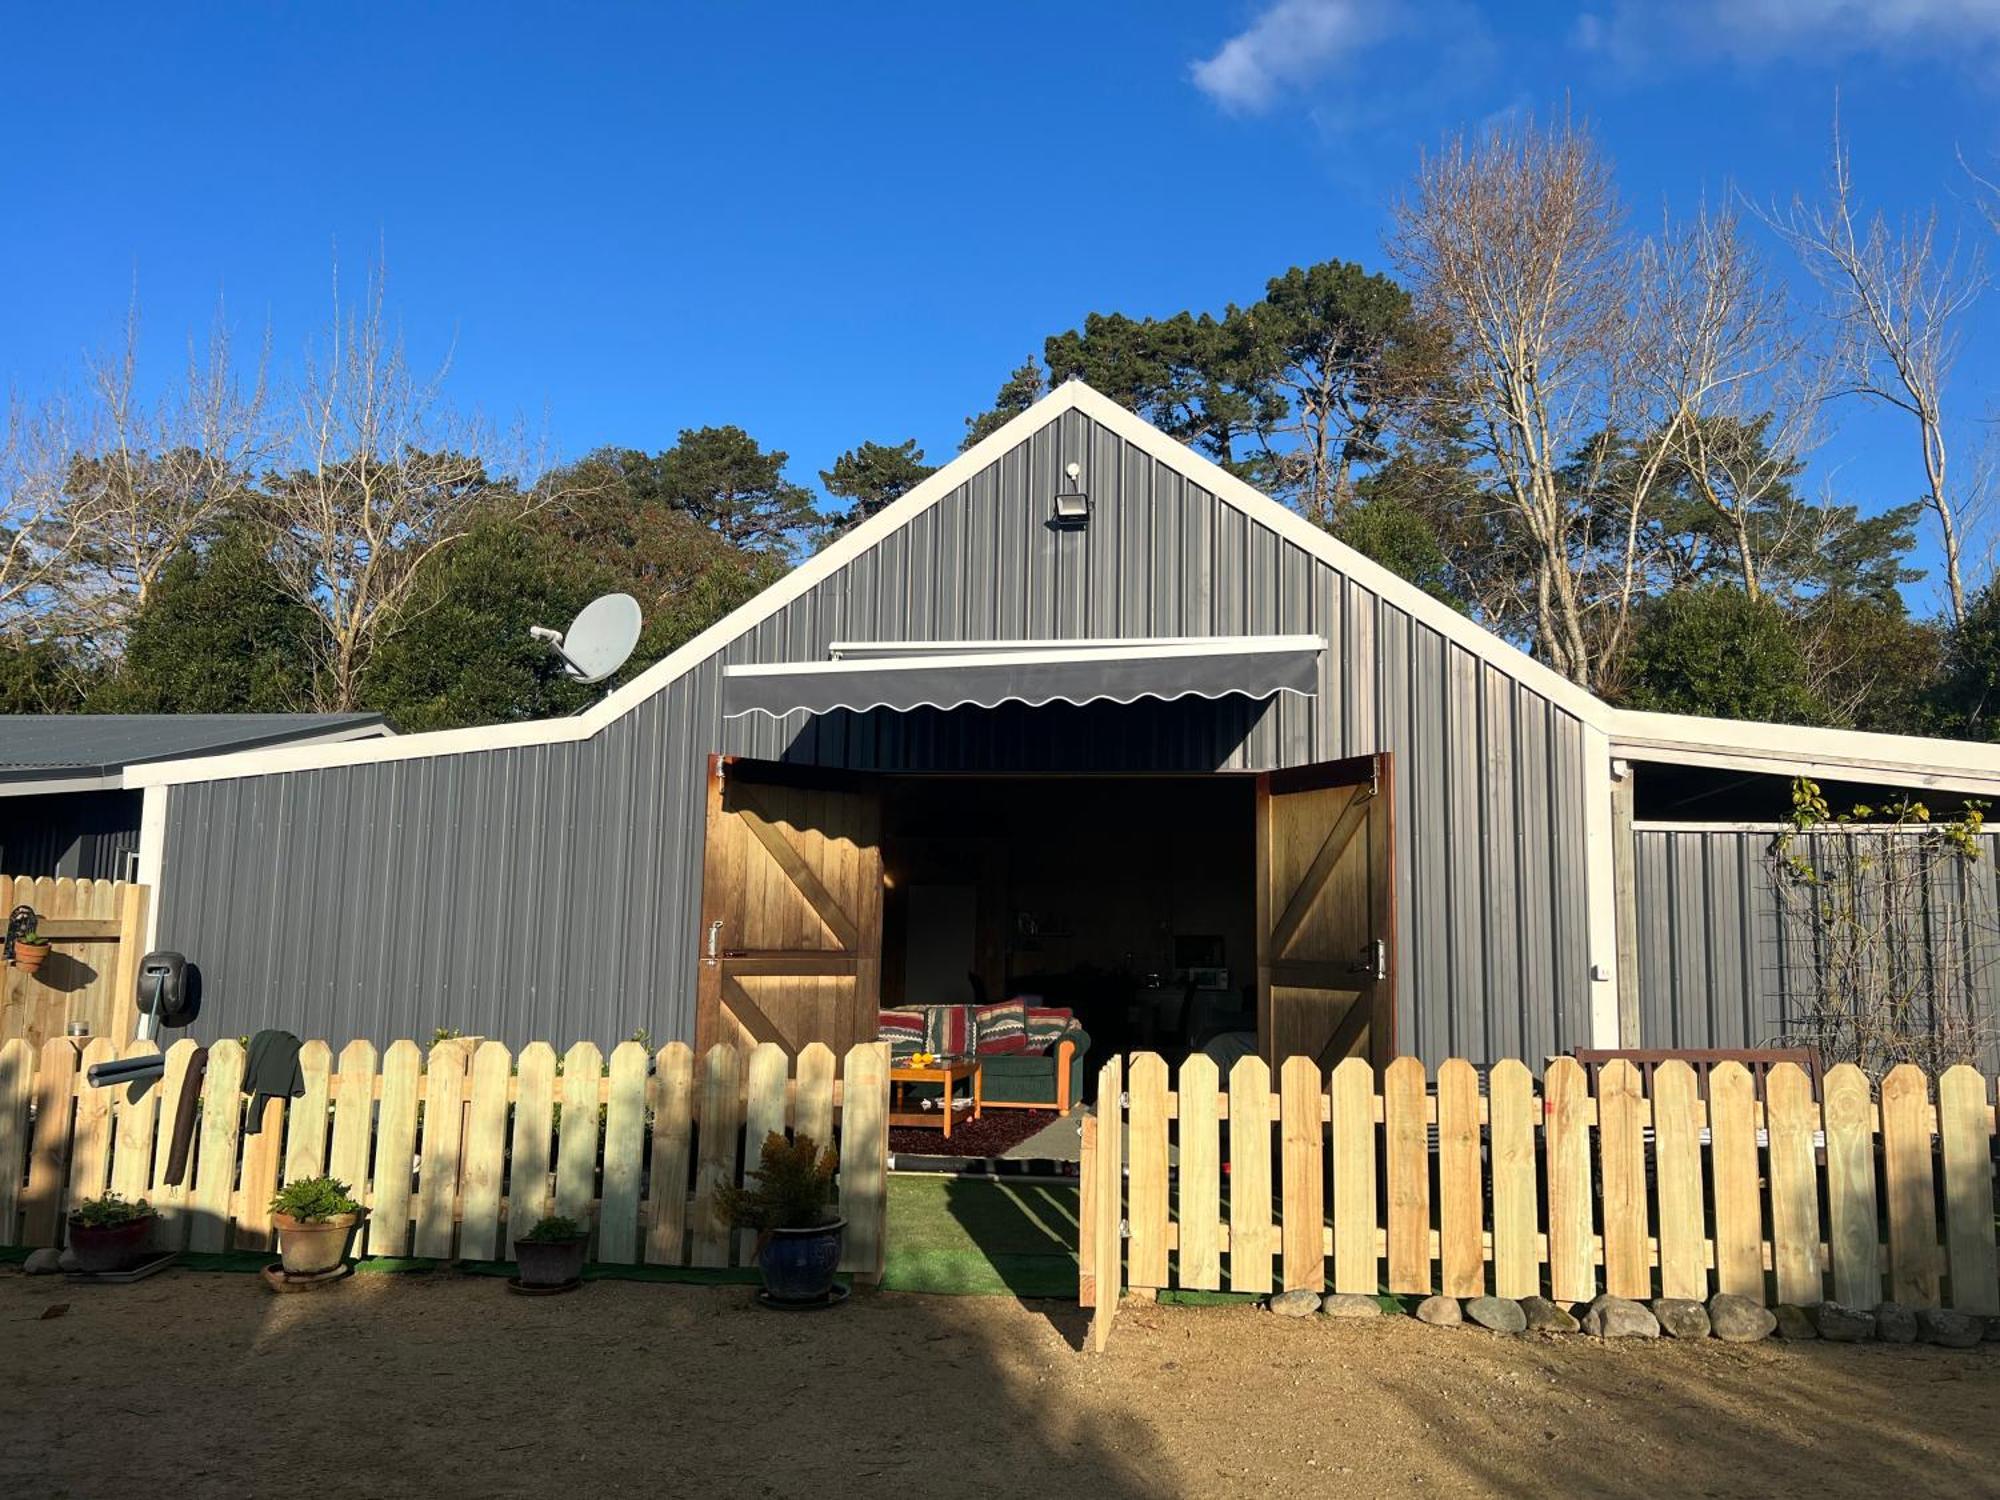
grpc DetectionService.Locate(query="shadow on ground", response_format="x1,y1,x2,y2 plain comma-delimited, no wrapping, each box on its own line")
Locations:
0,1270,1163,1498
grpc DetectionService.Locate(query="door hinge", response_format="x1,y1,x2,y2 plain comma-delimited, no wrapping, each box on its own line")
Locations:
1349,938,1386,981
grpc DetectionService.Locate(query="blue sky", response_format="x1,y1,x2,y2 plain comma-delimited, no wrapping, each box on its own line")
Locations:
6,2,2000,609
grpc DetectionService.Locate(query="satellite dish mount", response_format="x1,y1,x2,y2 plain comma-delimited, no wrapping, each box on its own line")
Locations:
530,593,643,687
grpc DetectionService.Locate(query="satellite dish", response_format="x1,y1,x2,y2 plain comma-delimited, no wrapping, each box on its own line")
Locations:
529,593,642,684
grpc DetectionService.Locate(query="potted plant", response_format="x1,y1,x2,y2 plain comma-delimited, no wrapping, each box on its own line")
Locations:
514,1214,589,1288
269,1176,367,1275
718,1131,844,1303
68,1192,157,1273
11,929,51,976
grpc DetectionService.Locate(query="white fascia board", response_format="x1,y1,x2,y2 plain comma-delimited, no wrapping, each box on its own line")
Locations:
1609,708,2000,792
1630,820,1961,833
0,773,124,797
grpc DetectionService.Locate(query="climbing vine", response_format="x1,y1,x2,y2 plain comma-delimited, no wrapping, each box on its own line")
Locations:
1770,777,1996,1077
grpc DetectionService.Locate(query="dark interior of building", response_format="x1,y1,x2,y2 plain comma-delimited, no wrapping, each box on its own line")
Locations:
1633,760,1985,821
878,773,1259,1061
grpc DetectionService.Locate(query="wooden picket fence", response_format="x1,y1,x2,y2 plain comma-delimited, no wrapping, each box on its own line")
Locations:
0,1035,889,1277
1,876,151,1050
1080,1052,2000,1352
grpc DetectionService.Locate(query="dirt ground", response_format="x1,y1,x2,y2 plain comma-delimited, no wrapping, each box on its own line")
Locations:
4,1270,1997,1499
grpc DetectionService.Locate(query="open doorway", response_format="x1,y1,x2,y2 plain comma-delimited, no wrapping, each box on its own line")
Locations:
878,774,1259,1064
695,755,1395,1070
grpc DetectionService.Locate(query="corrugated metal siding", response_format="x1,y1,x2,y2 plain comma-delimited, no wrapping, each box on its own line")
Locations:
3,790,143,880
1634,826,2000,1071
159,407,1594,1062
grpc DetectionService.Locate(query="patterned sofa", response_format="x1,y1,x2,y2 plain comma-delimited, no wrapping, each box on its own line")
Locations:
877,999,1090,1112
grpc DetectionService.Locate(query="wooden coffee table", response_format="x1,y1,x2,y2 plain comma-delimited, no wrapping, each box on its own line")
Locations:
888,1057,983,1140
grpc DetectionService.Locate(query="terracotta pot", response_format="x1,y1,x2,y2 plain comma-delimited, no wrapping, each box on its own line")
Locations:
273,1209,366,1275
12,942,50,976
513,1233,589,1287
67,1214,157,1274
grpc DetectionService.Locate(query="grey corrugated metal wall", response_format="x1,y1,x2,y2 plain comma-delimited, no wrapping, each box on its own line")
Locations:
159,406,1594,1062
1633,826,2000,1072
3,790,142,880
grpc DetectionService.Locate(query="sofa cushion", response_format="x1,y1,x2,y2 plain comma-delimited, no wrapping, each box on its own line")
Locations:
878,1008,925,1057
922,1003,977,1057
1024,1005,1076,1053
973,999,1029,1055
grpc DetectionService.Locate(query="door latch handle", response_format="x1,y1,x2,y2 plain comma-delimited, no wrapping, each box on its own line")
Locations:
704,920,723,963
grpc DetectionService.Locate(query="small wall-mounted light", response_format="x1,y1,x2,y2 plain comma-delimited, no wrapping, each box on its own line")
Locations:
1052,461,1090,528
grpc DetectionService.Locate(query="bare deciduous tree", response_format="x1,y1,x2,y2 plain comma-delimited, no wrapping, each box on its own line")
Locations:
1771,119,1986,628
0,395,77,637
57,297,272,642
265,261,499,711
1390,112,1652,689
1637,203,1825,600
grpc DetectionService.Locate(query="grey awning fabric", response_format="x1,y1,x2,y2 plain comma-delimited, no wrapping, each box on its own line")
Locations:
722,635,1324,720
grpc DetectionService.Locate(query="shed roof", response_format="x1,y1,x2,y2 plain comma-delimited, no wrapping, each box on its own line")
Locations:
0,713,389,786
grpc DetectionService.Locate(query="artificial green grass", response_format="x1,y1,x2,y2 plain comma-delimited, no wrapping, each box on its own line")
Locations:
5,1175,1082,1299
878,1173,1079,1297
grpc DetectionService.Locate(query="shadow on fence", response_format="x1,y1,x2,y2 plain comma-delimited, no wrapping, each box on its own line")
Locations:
1082,1050,2000,1348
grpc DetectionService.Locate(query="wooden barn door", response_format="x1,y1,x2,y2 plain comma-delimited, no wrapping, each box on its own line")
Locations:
696,756,884,1056
1256,753,1396,1069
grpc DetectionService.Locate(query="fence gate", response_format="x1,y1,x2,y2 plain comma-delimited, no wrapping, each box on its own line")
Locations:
1,876,151,1050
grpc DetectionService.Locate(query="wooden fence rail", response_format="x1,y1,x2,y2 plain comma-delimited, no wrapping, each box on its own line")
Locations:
0,1035,890,1278
1082,1052,2000,1351
1,875,150,1050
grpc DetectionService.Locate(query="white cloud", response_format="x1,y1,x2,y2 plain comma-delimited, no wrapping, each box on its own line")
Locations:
1191,0,1388,113
1577,0,2000,64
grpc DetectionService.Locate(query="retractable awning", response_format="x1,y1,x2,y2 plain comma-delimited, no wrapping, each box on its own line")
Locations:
721,635,1325,719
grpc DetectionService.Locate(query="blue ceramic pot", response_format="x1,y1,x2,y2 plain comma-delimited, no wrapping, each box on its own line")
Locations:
758,1217,846,1302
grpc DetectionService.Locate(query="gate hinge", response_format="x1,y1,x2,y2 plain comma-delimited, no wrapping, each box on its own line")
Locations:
1349,938,1386,981
1119,1219,1130,1240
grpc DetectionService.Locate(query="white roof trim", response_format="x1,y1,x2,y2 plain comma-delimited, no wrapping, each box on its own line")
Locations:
0,772,125,798
1632,821,1972,834
1609,708,2000,793
115,378,2000,794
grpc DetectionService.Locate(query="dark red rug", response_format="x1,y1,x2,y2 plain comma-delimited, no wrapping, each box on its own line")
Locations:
889,1109,1057,1159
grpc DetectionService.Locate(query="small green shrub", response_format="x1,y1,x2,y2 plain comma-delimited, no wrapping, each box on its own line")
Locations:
15,930,48,948
716,1132,838,1233
523,1214,586,1243
270,1175,362,1222
71,1192,152,1227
